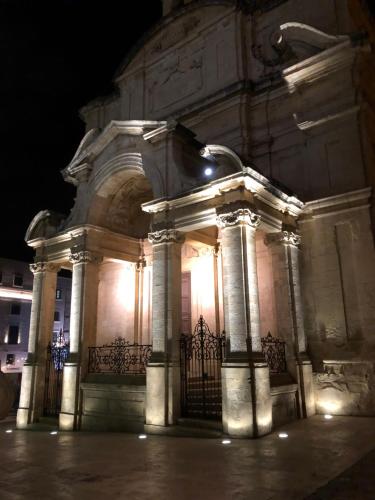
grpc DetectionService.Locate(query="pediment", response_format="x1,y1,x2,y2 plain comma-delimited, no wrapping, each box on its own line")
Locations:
276,22,349,62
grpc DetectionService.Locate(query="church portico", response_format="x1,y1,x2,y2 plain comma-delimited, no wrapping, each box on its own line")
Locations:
17,117,315,436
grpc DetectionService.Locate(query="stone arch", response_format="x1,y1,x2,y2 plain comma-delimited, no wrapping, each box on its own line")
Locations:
88,159,154,239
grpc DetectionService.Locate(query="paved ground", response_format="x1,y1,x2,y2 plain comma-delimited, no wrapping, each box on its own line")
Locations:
0,415,375,500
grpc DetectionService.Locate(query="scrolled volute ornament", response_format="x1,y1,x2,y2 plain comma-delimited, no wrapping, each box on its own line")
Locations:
69,250,102,264
216,208,261,229
148,229,185,245
29,261,59,274
265,231,301,247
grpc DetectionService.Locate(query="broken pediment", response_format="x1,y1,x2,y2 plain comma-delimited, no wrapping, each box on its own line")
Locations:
277,22,349,59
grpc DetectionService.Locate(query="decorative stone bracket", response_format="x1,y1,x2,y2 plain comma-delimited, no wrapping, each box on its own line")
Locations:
148,228,185,244
29,262,60,274
265,231,301,247
216,202,261,229
68,250,102,265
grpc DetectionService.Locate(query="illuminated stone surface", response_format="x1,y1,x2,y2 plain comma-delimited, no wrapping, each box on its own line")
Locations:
16,1,375,434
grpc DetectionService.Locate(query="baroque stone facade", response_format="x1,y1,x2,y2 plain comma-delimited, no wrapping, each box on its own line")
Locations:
17,0,375,436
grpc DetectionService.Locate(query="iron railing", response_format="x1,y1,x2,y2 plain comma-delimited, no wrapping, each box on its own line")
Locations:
261,332,287,374
88,338,152,375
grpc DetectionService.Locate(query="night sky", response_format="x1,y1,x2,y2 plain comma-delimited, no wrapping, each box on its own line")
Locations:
1,0,161,261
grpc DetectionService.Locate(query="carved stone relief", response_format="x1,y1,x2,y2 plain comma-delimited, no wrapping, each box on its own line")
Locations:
105,176,153,238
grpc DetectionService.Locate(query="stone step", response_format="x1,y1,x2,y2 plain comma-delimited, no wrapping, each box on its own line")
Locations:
177,418,223,431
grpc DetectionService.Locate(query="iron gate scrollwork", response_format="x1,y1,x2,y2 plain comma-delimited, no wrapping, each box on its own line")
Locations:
88,338,152,375
180,315,225,420
261,332,287,374
43,331,69,417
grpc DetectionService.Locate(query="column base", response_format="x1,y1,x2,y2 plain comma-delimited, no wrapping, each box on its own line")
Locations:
59,362,81,431
296,357,315,417
16,362,43,429
145,362,180,427
222,360,272,438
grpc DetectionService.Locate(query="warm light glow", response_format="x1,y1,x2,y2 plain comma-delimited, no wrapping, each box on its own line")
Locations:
138,434,147,439
324,414,333,420
50,431,58,435
0,288,32,301
222,439,231,445
278,433,288,439
5,430,13,434
317,399,341,414
115,262,136,312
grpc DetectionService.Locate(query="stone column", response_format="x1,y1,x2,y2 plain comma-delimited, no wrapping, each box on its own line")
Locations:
59,250,101,431
17,262,58,428
265,231,315,417
134,258,145,345
217,203,272,438
145,229,184,431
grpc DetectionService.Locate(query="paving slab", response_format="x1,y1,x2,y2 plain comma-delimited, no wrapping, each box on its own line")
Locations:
0,415,375,500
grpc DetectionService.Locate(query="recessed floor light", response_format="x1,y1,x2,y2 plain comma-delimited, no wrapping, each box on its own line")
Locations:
138,434,147,439
222,439,231,445
278,432,288,439
50,431,58,435
324,414,333,420
5,429,13,434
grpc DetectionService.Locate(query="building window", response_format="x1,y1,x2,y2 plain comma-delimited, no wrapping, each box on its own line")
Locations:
7,325,19,344
6,354,15,366
10,303,21,315
13,273,23,287
54,311,60,322
56,289,62,300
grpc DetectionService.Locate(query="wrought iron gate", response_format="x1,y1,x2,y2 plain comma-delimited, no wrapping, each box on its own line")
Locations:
43,332,69,417
180,316,225,420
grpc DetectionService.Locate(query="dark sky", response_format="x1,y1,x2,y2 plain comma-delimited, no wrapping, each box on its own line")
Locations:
1,0,161,261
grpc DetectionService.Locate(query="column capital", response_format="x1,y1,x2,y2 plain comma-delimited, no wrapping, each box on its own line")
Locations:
69,250,102,265
29,261,59,274
265,230,301,248
216,202,260,229
148,228,185,245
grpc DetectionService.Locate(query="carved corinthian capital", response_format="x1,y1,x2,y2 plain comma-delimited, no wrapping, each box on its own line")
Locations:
148,229,185,245
69,250,102,265
29,262,59,274
265,231,301,247
216,205,261,229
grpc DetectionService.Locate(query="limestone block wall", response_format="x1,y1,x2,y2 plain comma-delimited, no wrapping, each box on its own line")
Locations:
96,261,136,345
81,374,146,432
314,361,375,416
256,232,278,339
300,201,375,414
182,243,222,333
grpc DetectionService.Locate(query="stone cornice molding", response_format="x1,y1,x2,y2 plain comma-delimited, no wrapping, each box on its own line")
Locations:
29,262,59,274
69,250,102,265
265,231,301,248
148,229,185,245
216,202,260,229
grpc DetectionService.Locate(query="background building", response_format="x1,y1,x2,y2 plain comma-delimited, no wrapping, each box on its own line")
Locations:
0,258,71,403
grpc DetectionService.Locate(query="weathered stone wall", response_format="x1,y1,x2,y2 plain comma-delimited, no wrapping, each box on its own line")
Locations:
96,261,136,345
81,374,146,432
315,361,375,416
